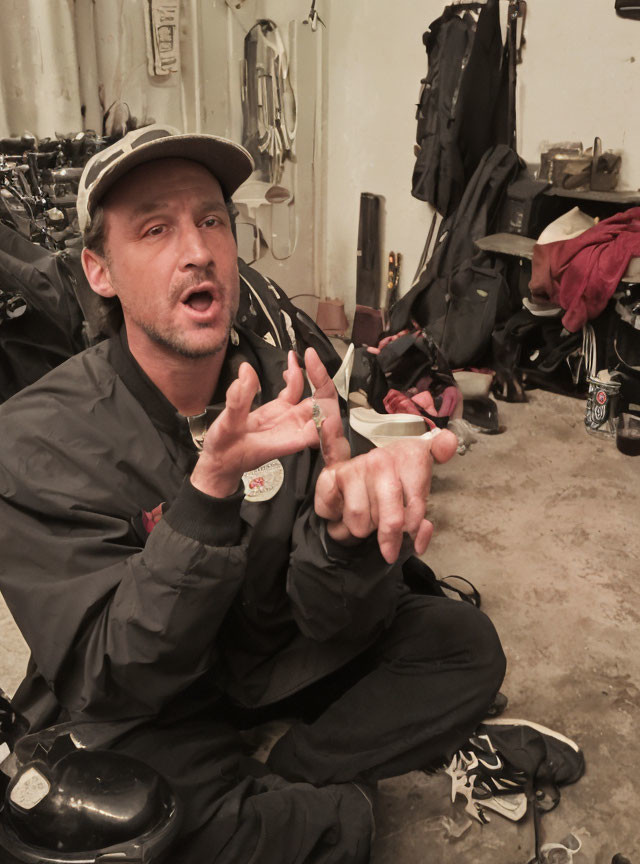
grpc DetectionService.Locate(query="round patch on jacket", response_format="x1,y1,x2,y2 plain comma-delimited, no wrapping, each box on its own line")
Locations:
242,459,284,502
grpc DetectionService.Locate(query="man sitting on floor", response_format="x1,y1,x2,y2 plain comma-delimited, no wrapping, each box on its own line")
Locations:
0,125,505,863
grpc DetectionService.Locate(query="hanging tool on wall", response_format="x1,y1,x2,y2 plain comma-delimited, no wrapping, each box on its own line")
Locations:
239,20,298,262
143,0,180,77
303,0,325,31
505,0,527,151
242,19,297,186
382,251,402,331
351,192,383,347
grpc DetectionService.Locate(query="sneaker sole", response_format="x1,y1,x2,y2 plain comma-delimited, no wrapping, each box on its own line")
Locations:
481,718,581,752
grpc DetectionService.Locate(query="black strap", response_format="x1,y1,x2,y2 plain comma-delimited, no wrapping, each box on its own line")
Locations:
402,560,482,608
412,210,439,284
439,574,482,608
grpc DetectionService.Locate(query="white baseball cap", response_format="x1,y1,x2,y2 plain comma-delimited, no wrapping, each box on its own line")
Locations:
77,124,254,233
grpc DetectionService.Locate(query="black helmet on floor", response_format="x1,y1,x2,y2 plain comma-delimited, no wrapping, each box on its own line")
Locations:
0,692,181,863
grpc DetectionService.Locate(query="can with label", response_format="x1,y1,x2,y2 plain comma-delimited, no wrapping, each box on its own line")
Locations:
584,376,621,438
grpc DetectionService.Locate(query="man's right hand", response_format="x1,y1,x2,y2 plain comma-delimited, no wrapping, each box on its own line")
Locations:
190,351,319,498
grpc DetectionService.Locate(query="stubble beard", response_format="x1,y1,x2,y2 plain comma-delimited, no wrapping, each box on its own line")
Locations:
138,307,234,359
112,262,239,360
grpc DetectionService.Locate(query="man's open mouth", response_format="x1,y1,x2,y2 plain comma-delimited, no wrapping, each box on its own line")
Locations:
181,286,216,313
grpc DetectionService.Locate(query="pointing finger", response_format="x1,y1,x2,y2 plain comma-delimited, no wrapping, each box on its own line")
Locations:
314,467,344,523
413,519,434,556
368,459,406,564
280,351,304,405
304,347,333,396
223,363,259,424
318,412,351,467
339,464,376,540
380,439,431,538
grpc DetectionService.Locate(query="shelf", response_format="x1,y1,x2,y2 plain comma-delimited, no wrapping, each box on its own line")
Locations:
543,187,640,205
474,232,535,259
476,232,640,284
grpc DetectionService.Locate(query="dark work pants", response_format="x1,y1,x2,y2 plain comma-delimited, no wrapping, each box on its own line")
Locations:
113,593,506,864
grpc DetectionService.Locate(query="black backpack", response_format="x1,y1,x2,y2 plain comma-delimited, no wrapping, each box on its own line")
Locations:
236,259,341,377
391,145,524,368
0,225,86,403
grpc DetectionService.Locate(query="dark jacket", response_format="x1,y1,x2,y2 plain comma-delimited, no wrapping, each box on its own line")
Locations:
0,327,401,745
411,0,506,216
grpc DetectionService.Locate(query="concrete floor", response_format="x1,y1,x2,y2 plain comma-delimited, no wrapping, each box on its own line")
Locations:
372,390,640,864
1,388,638,863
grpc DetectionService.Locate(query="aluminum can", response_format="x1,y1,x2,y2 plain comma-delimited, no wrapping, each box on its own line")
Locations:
585,376,621,438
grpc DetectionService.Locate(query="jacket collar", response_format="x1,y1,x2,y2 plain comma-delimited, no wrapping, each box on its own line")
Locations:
106,324,288,442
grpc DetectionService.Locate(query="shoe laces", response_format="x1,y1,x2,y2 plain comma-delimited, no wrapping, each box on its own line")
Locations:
463,733,528,797
445,733,528,824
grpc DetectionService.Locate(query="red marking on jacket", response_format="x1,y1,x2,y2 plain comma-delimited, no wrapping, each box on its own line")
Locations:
142,503,165,534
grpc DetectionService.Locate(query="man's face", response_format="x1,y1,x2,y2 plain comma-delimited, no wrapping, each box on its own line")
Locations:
97,158,239,360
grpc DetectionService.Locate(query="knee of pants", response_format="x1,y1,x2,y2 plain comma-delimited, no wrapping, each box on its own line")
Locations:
398,597,506,693
451,601,506,696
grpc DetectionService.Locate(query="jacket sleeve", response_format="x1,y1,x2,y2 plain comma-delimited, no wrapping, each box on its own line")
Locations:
0,460,250,722
286,480,411,645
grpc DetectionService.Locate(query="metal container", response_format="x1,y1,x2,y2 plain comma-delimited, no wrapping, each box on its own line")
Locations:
585,376,622,438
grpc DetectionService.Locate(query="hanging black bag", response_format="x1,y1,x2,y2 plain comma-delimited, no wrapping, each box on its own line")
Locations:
412,0,507,216
392,145,523,368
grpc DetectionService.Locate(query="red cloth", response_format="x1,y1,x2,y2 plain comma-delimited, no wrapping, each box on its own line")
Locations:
529,207,640,332
434,385,462,418
383,389,437,428
383,385,461,425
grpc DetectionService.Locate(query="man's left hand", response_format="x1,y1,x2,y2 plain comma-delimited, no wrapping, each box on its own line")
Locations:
305,349,458,564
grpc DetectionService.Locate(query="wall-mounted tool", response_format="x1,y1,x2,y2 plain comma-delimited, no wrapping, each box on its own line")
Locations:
242,19,297,186
506,0,527,150
144,0,180,77
304,0,325,31
382,251,402,331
